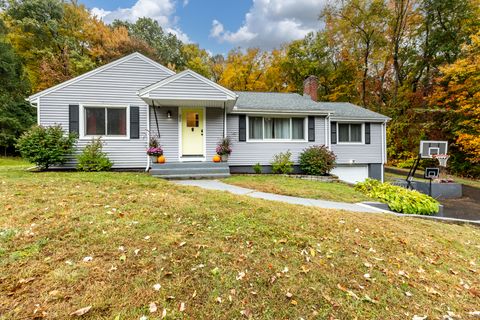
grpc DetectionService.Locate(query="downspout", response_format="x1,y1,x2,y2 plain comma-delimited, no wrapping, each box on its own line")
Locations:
223,102,227,138
326,113,332,150
381,120,387,182
145,103,150,172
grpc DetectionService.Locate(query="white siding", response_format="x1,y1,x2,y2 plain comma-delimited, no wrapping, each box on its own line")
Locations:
331,123,383,164
39,56,172,168
227,115,326,166
206,108,224,159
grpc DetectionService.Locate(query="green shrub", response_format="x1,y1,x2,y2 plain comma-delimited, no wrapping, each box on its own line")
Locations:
77,138,113,172
299,145,336,175
271,151,293,174
253,162,262,174
16,125,77,170
355,179,439,215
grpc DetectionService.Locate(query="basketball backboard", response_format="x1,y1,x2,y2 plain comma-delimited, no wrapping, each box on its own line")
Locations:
419,140,448,159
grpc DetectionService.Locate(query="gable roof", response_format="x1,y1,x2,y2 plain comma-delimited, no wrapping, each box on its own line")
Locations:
138,69,237,100
28,52,175,102
234,91,389,120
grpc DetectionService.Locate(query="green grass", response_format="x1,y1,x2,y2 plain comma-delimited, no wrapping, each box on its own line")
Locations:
223,174,372,203
0,159,479,319
386,166,480,189
0,156,30,167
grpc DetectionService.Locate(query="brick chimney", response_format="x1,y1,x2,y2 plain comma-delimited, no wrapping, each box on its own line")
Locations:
303,75,318,102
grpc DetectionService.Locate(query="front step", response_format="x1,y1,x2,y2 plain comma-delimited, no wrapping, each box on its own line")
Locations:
150,162,230,180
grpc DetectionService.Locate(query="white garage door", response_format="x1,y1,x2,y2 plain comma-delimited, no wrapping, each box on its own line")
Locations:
331,165,369,184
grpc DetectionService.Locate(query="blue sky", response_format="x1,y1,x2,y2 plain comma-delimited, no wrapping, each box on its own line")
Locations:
79,0,326,55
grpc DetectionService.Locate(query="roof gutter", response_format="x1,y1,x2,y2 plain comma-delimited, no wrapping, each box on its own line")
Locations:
231,109,334,116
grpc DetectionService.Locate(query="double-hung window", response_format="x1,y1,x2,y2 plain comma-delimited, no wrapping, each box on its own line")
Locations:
85,106,127,137
338,123,363,143
248,116,306,141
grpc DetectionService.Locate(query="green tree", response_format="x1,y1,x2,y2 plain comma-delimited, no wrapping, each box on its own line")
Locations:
0,18,35,155
114,17,185,69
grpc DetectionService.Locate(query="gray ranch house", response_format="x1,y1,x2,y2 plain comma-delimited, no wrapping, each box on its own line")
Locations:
27,52,389,183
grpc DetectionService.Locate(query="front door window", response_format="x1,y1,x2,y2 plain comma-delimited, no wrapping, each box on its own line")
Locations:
181,108,204,156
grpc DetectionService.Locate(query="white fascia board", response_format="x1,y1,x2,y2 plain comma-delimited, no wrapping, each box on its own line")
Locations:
231,109,333,116
28,52,174,101
330,117,390,122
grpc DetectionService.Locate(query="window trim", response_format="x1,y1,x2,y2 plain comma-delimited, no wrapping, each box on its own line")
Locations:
80,104,130,140
246,115,308,142
336,122,364,145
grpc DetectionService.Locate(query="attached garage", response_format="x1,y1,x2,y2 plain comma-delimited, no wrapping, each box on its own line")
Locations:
331,165,369,184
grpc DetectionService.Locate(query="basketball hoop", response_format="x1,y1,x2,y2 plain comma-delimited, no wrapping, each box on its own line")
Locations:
433,154,450,167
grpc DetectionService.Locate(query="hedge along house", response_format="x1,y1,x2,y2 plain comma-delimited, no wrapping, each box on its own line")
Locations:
27,52,389,183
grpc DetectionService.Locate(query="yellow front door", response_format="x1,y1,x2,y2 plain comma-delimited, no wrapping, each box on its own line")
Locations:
181,108,204,156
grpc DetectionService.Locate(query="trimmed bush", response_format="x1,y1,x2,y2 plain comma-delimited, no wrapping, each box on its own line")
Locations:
77,138,113,172
16,125,77,170
253,163,262,174
355,179,439,215
299,145,336,175
271,151,293,174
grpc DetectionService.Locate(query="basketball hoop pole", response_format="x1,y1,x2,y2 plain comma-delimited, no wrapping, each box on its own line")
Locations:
406,153,421,189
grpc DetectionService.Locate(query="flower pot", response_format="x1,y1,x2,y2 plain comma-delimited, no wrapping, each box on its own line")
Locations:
150,155,158,163
157,155,165,164
221,154,228,162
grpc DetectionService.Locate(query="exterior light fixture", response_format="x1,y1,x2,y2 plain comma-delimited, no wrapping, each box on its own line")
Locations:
167,110,172,119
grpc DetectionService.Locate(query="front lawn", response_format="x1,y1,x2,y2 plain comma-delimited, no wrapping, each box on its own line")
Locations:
1,159,479,319
224,174,371,203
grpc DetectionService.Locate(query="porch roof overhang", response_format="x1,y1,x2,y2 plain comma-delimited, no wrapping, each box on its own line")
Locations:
138,69,238,111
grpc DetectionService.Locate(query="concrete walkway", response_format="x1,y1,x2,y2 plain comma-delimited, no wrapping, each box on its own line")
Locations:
174,180,480,226
174,179,386,213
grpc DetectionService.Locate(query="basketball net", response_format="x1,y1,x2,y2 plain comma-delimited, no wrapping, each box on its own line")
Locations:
433,154,450,167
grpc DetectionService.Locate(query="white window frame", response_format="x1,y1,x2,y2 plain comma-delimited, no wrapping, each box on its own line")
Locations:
246,115,308,142
80,104,130,140
337,122,364,145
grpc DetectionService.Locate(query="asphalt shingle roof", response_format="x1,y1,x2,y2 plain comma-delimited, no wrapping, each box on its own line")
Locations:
234,91,389,120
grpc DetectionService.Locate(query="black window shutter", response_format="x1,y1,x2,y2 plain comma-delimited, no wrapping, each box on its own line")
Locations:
69,104,79,134
239,115,246,141
365,123,371,144
308,116,315,141
130,106,140,139
331,121,337,144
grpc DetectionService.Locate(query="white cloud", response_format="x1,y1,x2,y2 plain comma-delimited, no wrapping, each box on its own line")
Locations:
182,0,189,7
91,0,190,43
210,0,327,49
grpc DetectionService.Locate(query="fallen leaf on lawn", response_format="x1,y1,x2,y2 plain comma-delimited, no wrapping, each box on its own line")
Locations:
70,306,92,317
398,270,409,278
161,309,167,318
144,236,150,240
18,277,35,284
405,291,413,297
240,309,252,318
412,316,427,320
109,265,117,272
118,246,125,252
119,254,126,262
82,256,93,262
139,316,148,320
282,266,289,273
236,271,246,280
364,273,371,279
179,302,185,312
467,311,480,317
286,292,293,298
301,265,310,274
364,262,372,268
178,241,187,247
192,290,197,298
425,286,442,296
134,249,140,255
290,299,298,305
153,283,161,291
216,297,222,303
362,295,378,304
166,296,175,301
149,302,157,313
337,284,359,300
368,248,376,253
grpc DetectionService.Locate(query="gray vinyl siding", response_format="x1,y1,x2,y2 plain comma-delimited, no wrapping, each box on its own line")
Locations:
227,115,327,166
39,55,172,168
149,73,230,100
150,106,179,161
331,123,383,164
206,108,224,159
